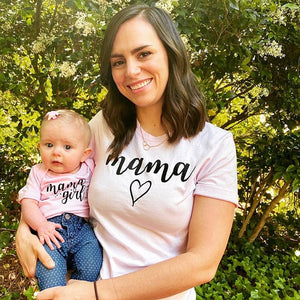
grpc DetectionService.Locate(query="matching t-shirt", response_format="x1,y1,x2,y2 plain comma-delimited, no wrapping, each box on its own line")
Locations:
88,111,238,300
18,158,94,219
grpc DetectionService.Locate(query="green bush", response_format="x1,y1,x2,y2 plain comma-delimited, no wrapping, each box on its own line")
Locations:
196,217,300,299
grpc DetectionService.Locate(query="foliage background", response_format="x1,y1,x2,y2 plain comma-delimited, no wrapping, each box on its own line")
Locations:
0,0,299,299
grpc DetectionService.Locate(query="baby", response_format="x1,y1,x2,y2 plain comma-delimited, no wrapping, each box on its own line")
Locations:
18,109,102,290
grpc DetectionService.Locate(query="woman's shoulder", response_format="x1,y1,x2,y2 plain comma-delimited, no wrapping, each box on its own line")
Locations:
185,122,236,156
89,110,114,154
89,110,111,136
198,122,233,141
89,110,104,127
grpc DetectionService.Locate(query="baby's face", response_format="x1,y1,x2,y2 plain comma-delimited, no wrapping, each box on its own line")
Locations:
39,121,88,174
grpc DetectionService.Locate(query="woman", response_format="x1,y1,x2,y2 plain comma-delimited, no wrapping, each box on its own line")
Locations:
16,4,238,300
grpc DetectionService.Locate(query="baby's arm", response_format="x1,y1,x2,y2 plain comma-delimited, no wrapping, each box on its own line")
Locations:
21,199,64,250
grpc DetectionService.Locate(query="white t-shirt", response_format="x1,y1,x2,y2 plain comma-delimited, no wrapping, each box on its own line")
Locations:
88,111,238,300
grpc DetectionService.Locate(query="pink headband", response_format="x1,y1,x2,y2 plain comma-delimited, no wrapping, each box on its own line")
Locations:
45,111,60,120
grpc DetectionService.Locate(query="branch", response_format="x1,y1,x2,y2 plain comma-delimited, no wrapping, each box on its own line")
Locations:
214,0,230,45
238,169,274,238
215,78,249,93
49,0,59,33
0,228,16,232
221,110,259,130
35,0,42,36
248,181,291,243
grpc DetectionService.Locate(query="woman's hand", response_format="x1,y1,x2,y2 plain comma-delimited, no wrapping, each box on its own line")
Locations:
36,280,95,300
15,217,55,277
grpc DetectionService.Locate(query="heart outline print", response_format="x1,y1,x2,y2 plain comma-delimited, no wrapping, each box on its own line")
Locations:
130,179,152,206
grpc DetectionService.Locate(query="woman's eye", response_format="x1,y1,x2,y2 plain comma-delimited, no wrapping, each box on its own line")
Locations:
65,145,71,150
111,60,124,67
139,51,151,58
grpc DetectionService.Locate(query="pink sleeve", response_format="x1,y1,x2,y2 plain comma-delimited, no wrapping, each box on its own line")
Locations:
194,132,238,206
84,157,95,173
18,164,46,203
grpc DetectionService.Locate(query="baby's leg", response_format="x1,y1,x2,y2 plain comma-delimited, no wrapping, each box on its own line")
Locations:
35,244,67,290
70,222,102,281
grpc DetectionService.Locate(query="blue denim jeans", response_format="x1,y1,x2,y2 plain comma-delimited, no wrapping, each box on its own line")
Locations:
35,213,102,290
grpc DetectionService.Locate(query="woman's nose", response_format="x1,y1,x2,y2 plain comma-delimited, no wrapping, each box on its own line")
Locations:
126,59,141,77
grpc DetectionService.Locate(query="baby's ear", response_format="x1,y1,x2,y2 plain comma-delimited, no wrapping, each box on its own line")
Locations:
38,142,40,149
81,147,92,162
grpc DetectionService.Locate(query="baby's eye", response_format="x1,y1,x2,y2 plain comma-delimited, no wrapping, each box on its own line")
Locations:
65,145,71,150
46,143,53,148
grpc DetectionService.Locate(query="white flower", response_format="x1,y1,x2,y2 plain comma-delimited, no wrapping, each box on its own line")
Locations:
92,0,106,5
32,41,46,54
257,40,285,59
249,84,269,99
99,21,106,29
75,12,95,36
32,33,55,54
2,21,12,31
269,7,286,25
112,0,130,8
180,34,193,56
155,0,178,14
58,61,76,78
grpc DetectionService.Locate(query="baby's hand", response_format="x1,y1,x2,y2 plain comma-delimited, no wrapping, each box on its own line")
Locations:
37,221,64,250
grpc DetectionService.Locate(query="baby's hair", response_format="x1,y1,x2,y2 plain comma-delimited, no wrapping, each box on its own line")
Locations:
41,109,91,146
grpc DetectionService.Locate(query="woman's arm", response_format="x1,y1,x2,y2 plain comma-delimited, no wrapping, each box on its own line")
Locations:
37,196,235,300
15,216,55,278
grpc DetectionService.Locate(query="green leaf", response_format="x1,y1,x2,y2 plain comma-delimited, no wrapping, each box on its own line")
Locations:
23,286,36,300
241,56,251,66
0,231,11,248
286,164,296,173
229,1,239,10
282,3,299,10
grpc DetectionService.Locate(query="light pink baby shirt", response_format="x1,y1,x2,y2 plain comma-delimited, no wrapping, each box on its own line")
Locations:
18,158,94,219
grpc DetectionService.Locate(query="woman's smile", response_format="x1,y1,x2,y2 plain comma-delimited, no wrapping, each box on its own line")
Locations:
128,78,152,91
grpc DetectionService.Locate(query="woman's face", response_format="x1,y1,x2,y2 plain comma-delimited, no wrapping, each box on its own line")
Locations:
110,16,169,113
